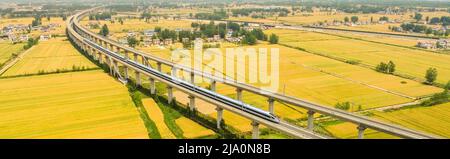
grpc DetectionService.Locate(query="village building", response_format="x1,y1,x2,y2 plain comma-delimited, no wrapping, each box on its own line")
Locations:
143,30,155,37
143,38,152,47
164,38,173,45
182,37,190,43
19,34,29,42
153,38,161,45
213,35,221,42
417,41,435,49
127,32,137,38
436,39,449,49
118,38,128,45
40,34,52,41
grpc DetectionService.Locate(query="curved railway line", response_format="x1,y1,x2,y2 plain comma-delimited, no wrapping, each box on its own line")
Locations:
66,6,441,139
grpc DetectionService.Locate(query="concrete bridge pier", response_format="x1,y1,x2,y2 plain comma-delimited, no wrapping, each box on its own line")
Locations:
116,47,120,53
149,78,156,95
268,97,275,114
135,71,141,86
190,72,195,84
92,49,97,60
98,53,103,64
124,66,128,79
216,107,223,129
157,62,162,72
86,46,91,56
307,110,315,131
236,88,242,101
171,67,178,78
110,44,114,52
188,95,195,111
167,86,173,104
102,41,107,48
143,57,149,67
106,57,112,75
357,125,367,139
251,121,260,139
133,53,138,62
210,80,216,92
90,47,94,57
112,60,118,77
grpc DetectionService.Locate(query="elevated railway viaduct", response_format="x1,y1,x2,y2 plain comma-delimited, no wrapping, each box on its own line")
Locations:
66,6,440,139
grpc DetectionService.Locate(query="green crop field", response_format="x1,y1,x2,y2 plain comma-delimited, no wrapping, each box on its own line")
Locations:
0,70,148,138
1,37,98,76
266,29,450,84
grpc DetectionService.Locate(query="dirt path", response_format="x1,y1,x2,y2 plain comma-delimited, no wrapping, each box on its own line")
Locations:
142,98,176,139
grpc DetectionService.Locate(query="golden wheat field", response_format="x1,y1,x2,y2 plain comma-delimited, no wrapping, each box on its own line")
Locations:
140,42,439,109
175,117,215,139
0,70,148,138
142,98,176,139
0,17,33,28
266,29,450,84
329,23,404,34
0,42,25,66
120,41,444,134
325,102,450,139
228,12,411,25
2,37,97,76
372,102,450,138
332,32,420,48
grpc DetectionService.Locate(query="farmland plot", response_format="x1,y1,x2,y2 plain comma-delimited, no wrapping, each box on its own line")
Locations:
0,70,148,138
266,29,450,84
2,37,97,76
0,42,24,66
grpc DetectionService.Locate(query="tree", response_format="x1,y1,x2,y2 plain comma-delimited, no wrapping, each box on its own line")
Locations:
154,26,162,33
387,61,396,74
118,18,124,25
23,38,38,50
379,16,389,22
445,80,450,90
414,12,423,22
269,33,279,44
426,28,433,35
127,37,139,48
31,15,42,27
376,62,388,73
344,17,349,23
250,29,267,41
242,34,257,45
335,102,351,111
351,16,359,23
430,17,441,24
99,24,109,36
425,68,438,84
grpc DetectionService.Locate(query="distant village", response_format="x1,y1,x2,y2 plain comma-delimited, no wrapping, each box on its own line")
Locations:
0,23,61,43
417,39,450,50
86,20,272,48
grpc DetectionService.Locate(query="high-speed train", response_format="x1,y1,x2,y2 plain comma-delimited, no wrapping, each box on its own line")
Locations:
82,38,280,123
